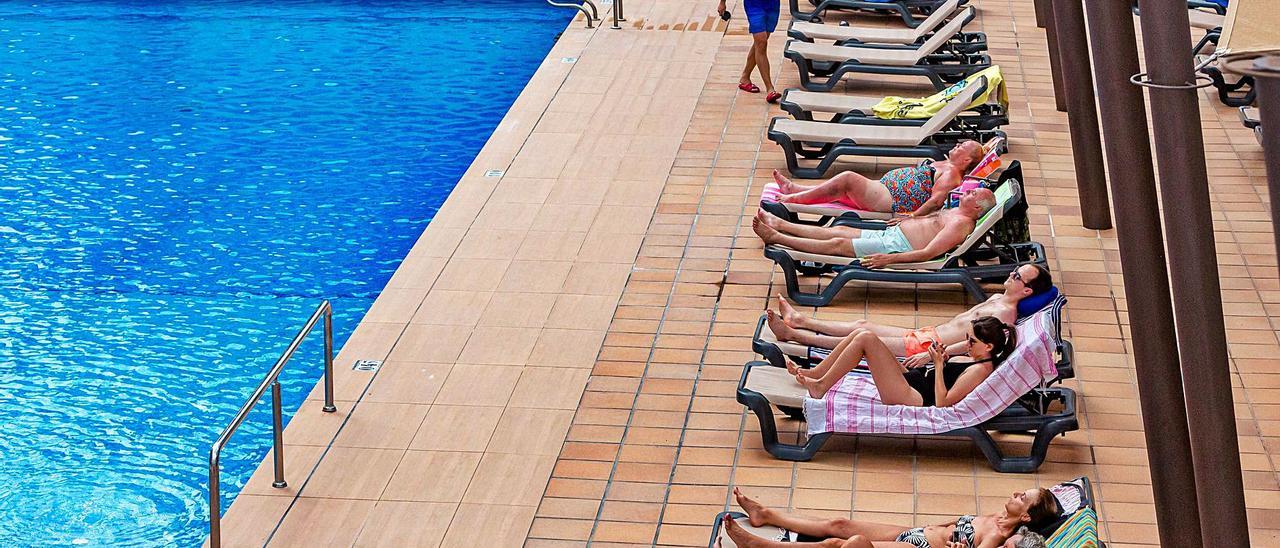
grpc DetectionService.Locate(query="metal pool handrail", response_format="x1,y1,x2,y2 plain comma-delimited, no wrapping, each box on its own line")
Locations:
207,300,337,548
548,0,600,28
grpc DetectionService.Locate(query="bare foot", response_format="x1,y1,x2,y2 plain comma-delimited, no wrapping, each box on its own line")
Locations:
772,169,797,194
733,488,773,528
797,373,826,399
723,514,765,548
756,209,783,230
784,356,804,378
752,211,781,244
765,309,802,345
776,294,807,329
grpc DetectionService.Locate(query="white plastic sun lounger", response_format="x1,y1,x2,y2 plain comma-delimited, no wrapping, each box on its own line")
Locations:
787,0,967,46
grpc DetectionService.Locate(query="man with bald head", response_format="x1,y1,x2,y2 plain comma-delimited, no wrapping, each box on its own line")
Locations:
752,187,998,270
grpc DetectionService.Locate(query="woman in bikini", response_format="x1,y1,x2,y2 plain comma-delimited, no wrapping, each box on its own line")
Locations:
771,140,984,218
722,486,1059,548
790,316,1016,405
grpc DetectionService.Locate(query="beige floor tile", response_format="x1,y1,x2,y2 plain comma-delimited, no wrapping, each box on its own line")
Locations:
301,447,403,499
386,324,472,363
457,327,541,365
362,287,429,324
547,294,619,330
362,361,451,404
268,498,376,547
441,504,537,548
214,494,292,547
410,405,505,452
527,329,608,367
509,367,590,409
353,501,458,548
283,399,354,446
385,255,448,290
333,322,408,365
498,260,574,293
478,292,557,328
409,290,493,326
463,453,557,506
333,402,431,449
382,450,483,502
241,444,326,497
487,408,575,456
433,363,522,406
434,258,511,292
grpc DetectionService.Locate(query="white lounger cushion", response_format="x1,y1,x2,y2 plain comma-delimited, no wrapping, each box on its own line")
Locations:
782,90,882,116
788,0,960,44
788,8,972,67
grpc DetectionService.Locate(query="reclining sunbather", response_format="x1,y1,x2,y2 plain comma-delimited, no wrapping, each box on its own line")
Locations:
789,315,1015,402
767,263,1052,364
769,140,983,218
722,486,1058,548
751,187,996,269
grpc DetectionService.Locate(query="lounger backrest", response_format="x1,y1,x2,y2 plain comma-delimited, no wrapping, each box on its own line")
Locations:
910,0,962,39
917,6,975,56
919,75,988,135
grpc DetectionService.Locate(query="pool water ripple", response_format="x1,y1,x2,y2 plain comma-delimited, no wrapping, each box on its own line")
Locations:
0,1,570,544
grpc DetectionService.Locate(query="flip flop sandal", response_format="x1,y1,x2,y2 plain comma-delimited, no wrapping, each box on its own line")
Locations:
766,91,782,103
738,82,760,93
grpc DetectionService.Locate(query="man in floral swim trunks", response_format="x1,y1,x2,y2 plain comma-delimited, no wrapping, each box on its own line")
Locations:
771,140,984,218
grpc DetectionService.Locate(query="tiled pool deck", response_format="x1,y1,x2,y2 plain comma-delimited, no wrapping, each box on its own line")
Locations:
219,1,1280,546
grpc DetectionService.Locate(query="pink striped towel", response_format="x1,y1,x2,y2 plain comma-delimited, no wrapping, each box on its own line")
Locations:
760,182,861,210
804,307,1058,436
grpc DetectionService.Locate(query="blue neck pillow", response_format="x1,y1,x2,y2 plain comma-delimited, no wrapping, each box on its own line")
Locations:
1017,286,1059,318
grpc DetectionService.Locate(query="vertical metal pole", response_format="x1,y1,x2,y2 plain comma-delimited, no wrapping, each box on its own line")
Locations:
1033,0,1049,28
271,381,288,489
610,0,621,29
322,302,337,413
1082,1,1202,545
1051,0,1111,229
1135,1,1250,546
1043,1,1069,112
615,0,624,22
209,455,222,548
1250,66,1280,272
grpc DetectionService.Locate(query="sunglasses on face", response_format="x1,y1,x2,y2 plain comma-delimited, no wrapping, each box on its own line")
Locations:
1010,270,1024,282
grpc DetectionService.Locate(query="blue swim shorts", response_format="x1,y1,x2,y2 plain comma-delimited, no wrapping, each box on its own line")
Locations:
743,0,780,34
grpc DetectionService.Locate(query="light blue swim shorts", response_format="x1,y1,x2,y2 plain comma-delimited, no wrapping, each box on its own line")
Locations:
851,225,914,256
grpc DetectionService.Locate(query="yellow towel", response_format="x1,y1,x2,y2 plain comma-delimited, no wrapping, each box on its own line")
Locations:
872,66,1007,120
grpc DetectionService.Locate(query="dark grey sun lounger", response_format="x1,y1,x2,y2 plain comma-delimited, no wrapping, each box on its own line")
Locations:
790,0,966,27
708,475,1106,546
1241,106,1262,143
768,75,1005,178
749,296,1076,387
736,299,1077,471
762,162,1046,305
784,9,991,92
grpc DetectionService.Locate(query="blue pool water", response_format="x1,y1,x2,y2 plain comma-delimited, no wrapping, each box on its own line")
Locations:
0,1,570,544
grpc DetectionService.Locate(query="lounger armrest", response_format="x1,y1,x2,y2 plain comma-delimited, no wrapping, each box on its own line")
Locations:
838,117,927,127
831,218,890,230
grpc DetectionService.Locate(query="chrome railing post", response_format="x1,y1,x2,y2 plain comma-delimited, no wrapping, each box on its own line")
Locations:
322,302,336,413
209,452,222,547
270,381,287,488
610,0,621,29
547,0,599,28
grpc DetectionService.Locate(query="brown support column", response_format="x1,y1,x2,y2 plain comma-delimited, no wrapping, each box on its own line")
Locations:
1082,1,1202,545
1135,1,1251,546
1034,0,1049,28
1051,0,1111,229
1042,0,1068,111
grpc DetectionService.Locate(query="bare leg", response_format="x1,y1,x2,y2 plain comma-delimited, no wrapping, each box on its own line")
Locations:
768,309,845,349
772,169,815,194
733,489,910,541
798,330,885,398
778,171,882,208
860,331,925,406
741,40,758,86
723,516,841,548
752,32,775,94
753,214,856,257
758,209,863,240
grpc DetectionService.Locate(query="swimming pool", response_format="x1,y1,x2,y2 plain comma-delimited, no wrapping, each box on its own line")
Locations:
0,1,570,544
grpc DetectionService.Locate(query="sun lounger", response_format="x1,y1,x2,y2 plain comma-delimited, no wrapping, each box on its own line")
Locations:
790,0,965,27
784,9,991,92
779,86,1007,130
749,295,1076,385
762,163,1046,305
787,0,986,53
737,302,1077,471
768,76,1003,178
1241,106,1262,143
707,475,1106,546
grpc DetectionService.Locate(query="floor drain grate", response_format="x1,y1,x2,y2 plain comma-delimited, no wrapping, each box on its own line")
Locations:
352,359,382,372
484,169,505,177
